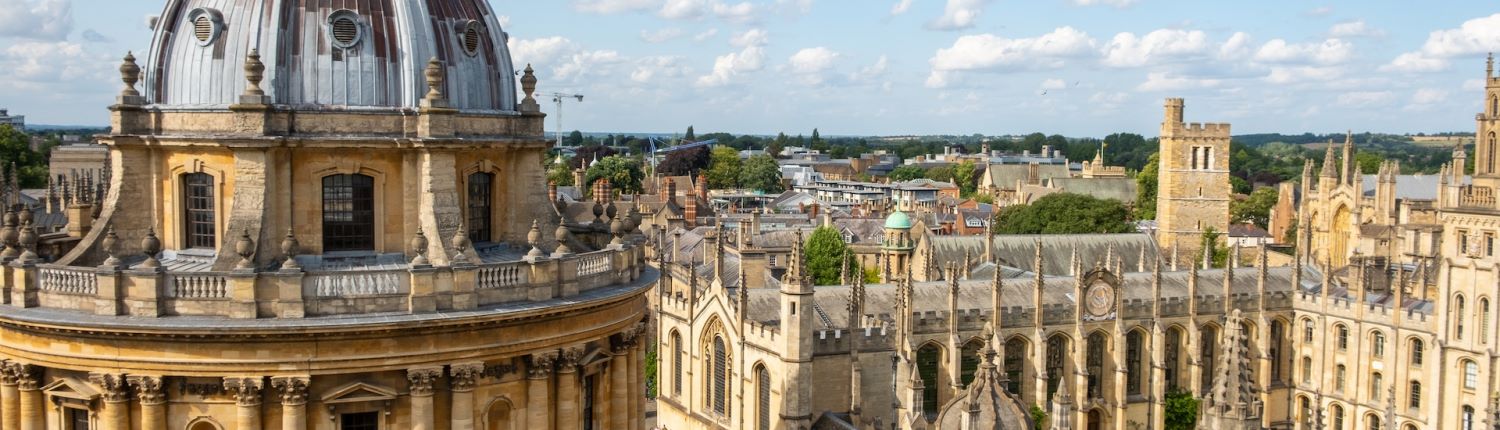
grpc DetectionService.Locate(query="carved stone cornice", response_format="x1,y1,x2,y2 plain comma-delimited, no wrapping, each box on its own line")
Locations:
558,346,586,372
407,367,443,397
528,351,559,379
271,376,310,406
449,362,483,392
223,377,265,407
89,373,132,403
126,375,166,406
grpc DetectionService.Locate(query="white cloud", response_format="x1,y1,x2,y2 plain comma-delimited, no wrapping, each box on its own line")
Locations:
630,55,691,84
1263,66,1343,84
1253,38,1353,65
1328,20,1384,38
696,46,765,87
925,27,1096,87
788,47,839,73
713,1,759,23
0,0,72,40
1385,13,1500,73
1465,79,1487,92
1218,32,1252,60
1071,0,1136,8
1101,29,1209,68
1412,88,1448,105
1089,91,1129,110
890,0,913,15
508,37,624,83
693,28,720,42
572,0,660,14
730,28,769,48
659,0,707,19
850,55,889,82
1381,52,1448,73
1136,72,1221,92
1304,6,1333,17
1040,79,1067,90
0,40,109,92
927,0,990,31
1336,91,1394,107
640,28,685,43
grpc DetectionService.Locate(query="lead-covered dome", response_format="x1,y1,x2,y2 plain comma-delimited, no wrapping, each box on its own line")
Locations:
143,0,518,111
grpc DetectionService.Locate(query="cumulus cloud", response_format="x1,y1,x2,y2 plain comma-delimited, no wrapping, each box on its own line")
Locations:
0,0,73,40
1328,20,1384,38
1304,6,1333,17
640,28,685,43
1385,13,1500,72
1253,38,1353,65
927,0,990,31
1382,52,1447,73
571,0,660,14
1336,91,1394,107
1263,66,1343,84
925,27,1096,87
1071,0,1136,8
509,36,624,83
696,46,765,87
713,1,758,23
1412,88,1448,105
0,41,110,92
630,55,692,84
1136,72,1221,92
659,0,707,19
80,29,111,43
693,28,720,42
787,47,840,84
1101,29,1209,68
850,55,889,82
730,28,769,48
1040,79,1067,90
890,0,913,15
1218,32,1252,60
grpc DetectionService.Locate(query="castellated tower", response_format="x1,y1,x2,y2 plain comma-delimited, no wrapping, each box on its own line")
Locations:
1155,98,1231,261
1475,54,1500,189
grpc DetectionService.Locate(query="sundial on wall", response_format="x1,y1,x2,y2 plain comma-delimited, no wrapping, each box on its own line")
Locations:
1083,279,1116,321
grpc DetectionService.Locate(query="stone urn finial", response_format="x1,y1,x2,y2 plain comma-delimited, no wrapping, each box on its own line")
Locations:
591,201,605,225
526,220,544,259
243,49,266,96
609,216,625,247
235,229,256,270
140,226,161,268
451,222,471,264
16,220,37,262
16,203,31,226
280,228,300,271
411,227,430,266
423,57,445,105
605,200,618,221
119,52,141,98
0,207,17,259
101,226,121,267
554,224,572,255
627,204,642,235
521,64,538,103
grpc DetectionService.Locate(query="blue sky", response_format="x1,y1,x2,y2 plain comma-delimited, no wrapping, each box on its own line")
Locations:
2,0,1499,137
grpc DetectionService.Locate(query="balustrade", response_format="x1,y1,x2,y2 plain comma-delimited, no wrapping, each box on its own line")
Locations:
38,267,97,295
478,263,526,289
310,270,404,297
168,274,229,299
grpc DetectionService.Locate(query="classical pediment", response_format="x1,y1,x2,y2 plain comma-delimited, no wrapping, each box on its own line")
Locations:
42,377,99,402
321,381,397,404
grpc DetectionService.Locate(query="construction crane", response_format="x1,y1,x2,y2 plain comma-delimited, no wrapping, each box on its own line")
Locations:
547,92,585,148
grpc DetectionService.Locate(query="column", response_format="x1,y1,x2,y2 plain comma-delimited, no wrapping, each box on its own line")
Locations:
272,376,309,430
13,365,40,430
527,352,558,429
407,367,442,430
127,376,166,430
224,377,264,430
0,361,18,430
630,342,643,430
449,363,484,430
89,373,131,430
610,347,628,429
556,346,585,430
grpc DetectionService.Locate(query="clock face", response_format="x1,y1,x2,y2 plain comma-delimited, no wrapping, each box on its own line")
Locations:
1085,281,1114,317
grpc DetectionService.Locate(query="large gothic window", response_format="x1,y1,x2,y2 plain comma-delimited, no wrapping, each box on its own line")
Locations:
1126,330,1142,396
467,172,494,243
182,173,216,249
1045,336,1067,402
1200,326,1217,392
960,339,983,386
756,366,771,430
321,174,375,252
671,331,683,396
1086,332,1105,398
1004,338,1025,394
917,344,942,417
1164,328,1181,391
709,336,730,416
1270,321,1285,384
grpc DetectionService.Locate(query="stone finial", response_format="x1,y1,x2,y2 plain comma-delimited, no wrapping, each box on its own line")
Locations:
16,220,37,263
100,226,121,268
422,57,447,108
554,224,573,256
452,222,471,264
243,49,265,96
118,52,141,98
605,198,618,221
526,220,545,259
234,229,255,270
609,215,625,247
519,64,540,112
280,228,300,270
410,227,430,266
0,207,17,259
140,226,161,268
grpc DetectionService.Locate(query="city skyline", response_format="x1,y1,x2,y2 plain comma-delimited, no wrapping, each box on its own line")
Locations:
2,0,1499,137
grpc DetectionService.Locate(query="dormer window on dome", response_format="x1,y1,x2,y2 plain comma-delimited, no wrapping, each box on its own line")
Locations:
327,10,363,49
186,8,223,46
459,20,484,57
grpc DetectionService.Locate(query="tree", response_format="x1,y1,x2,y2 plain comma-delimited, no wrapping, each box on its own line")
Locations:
804,226,850,286
1231,187,1278,229
768,133,786,158
889,165,926,182
1163,389,1199,430
0,125,47,188
566,130,585,146
1135,153,1160,220
547,161,575,186
705,146,742,189
685,126,696,141
1201,227,1229,268
991,193,1134,235
1030,405,1047,428
659,145,711,176
926,165,956,183
811,128,823,147
645,345,658,398
569,145,618,169
584,155,646,195
954,160,978,196
740,155,784,193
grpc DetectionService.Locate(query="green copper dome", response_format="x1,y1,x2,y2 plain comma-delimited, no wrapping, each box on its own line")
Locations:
884,210,913,229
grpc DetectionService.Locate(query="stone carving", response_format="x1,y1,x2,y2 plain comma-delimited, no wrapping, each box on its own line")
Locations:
554,224,572,255
89,373,132,403
450,362,484,392
280,228,300,270
235,229,255,270
141,226,162,268
223,377,264,406
526,220,544,259
101,226,121,267
558,346,586,371
17,219,37,262
119,52,141,98
10,363,40,391
1,208,18,259
411,228,430,266
520,64,538,107
423,58,446,106
271,376,310,406
452,222,471,264
407,367,443,396
610,215,625,246
528,351,559,378
243,49,266,97
127,375,166,405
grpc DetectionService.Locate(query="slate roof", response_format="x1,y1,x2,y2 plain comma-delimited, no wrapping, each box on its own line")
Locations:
927,234,1159,276
984,163,1068,189
1046,177,1138,203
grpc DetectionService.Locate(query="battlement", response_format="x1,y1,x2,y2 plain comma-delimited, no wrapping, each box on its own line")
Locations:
814,326,894,355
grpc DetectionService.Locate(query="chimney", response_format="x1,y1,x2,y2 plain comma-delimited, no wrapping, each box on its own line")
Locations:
695,174,708,201
548,181,558,203
685,190,698,227
1027,162,1040,185
665,177,677,202
751,210,762,236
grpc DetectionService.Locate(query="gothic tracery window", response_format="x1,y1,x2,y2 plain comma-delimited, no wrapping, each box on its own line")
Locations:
1046,336,1066,402
1004,338,1025,394
1200,325,1217,392
1126,330,1142,396
1164,328,1181,391
918,343,942,417
1087,332,1105,398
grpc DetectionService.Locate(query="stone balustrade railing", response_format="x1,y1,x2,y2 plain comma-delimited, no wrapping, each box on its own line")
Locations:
3,243,647,319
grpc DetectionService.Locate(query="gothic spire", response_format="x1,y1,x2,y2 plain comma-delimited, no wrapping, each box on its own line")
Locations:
1320,139,1338,179
1341,130,1356,185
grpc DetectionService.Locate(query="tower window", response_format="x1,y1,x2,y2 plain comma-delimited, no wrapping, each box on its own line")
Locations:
1087,332,1105,398
182,173,216,249
467,172,494,243
322,174,376,252
1465,360,1479,389
1409,380,1421,409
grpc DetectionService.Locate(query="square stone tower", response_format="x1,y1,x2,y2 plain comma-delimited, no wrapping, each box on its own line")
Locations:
1155,98,1231,261
1474,54,1500,189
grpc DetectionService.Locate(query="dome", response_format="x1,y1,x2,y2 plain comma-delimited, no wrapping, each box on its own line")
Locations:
885,210,913,229
143,0,517,111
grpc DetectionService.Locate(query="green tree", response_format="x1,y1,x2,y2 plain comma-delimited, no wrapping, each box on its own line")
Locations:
685,125,696,141
889,165,926,182
1030,405,1047,428
954,160,978,196
0,125,47,188
1231,187,1279,229
1135,153,1160,220
991,193,1134,235
1354,151,1383,174
566,130,585,146
705,147,742,189
926,165,956,183
1164,389,1200,430
804,226,850,286
1201,227,1229,268
547,160,575,186
584,155,645,195
811,128,823,146
740,155,784,193
645,345,658,398
768,133,786,158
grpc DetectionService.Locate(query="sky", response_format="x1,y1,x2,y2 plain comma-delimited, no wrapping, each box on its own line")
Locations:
2,0,1499,137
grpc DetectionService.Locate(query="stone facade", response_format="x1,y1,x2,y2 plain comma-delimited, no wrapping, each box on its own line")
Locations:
1155,98,1231,260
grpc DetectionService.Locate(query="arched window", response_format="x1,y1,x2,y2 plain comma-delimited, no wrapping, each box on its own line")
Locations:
182,172,216,249
1367,415,1381,430
671,331,683,396
1303,319,1315,343
1456,295,1467,340
321,174,375,251
709,336,730,416
1372,331,1385,357
1087,332,1105,398
1332,404,1345,430
1464,360,1479,389
1004,338,1025,394
960,339,983,386
467,172,494,243
1164,328,1181,391
1491,96,1497,116
918,343,943,416
1409,380,1421,409
1410,339,1424,367
1200,326,1217,392
1270,321,1285,382
1126,331,1143,395
756,365,771,430
1483,298,1491,343
1298,396,1311,426
1370,372,1382,400
1301,356,1312,383
1046,336,1066,402
1336,324,1349,350
1402,424,1417,430
1463,405,1475,430
1335,364,1347,392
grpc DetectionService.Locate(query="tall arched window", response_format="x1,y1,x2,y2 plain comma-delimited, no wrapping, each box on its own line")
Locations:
1410,339,1424,367
321,174,375,251
1332,404,1345,430
918,343,942,416
486,399,513,430
756,365,771,430
1336,324,1349,350
1270,321,1285,383
1482,298,1491,343
1087,332,1105,398
960,339,983,386
1298,396,1311,426
1045,336,1066,402
182,173,216,249
1301,356,1312,383
1367,415,1381,430
1464,360,1479,389
1456,295,1467,340
1370,372,1382,400
1303,319,1315,343
1408,380,1421,409
1463,405,1475,430
1491,96,1497,116
1164,328,1181,391
1335,364,1347,392
1126,331,1143,396
1200,326,1217,392
671,331,683,396
709,336,730,416
1004,338,1025,394
467,172,494,243
1372,331,1385,357
1403,424,1418,430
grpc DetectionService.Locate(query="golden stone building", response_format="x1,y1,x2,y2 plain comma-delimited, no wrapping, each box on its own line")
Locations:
1154,98,1231,259
0,1,653,429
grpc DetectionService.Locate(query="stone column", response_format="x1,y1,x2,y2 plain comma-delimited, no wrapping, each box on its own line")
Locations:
527,352,559,429
629,343,643,430
0,361,18,430
449,363,483,430
556,346,585,430
89,373,131,430
224,377,264,430
13,365,40,430
407,367,442,430
610,347,629,429
127,376,166,430
272,376,309,430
